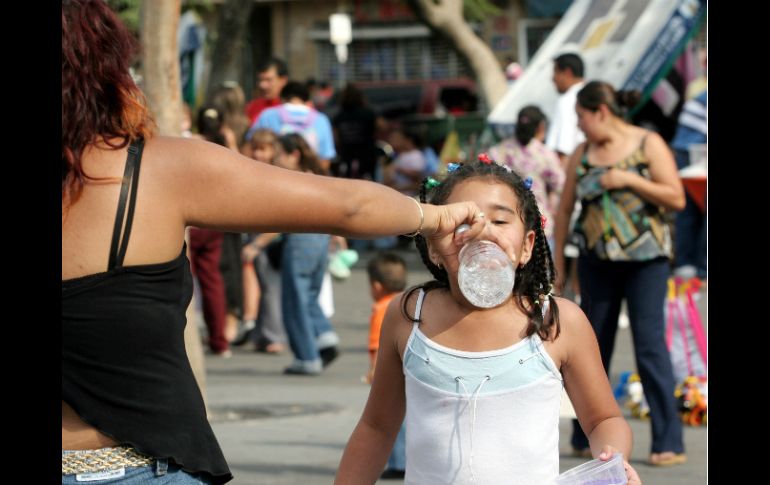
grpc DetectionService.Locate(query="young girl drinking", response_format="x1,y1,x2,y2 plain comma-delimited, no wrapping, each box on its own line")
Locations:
335,157,642,484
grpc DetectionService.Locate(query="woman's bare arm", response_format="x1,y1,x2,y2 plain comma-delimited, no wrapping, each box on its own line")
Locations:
160,137,485,241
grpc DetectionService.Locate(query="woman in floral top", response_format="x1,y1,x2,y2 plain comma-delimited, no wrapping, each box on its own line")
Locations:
489,105,565,245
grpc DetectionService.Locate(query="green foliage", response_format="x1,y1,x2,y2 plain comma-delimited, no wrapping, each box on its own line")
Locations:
407,0,503,23
182,0,216,16
463,0,502,22
106,0,141,33
105,0,215,34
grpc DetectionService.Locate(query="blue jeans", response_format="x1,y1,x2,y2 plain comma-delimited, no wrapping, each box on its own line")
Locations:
570,255,684,454
61,458,211,484
281,234,334,362
386,422,406,471
348,237,398,251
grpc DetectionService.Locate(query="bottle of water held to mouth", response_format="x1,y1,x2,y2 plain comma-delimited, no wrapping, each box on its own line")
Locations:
455,224,515,308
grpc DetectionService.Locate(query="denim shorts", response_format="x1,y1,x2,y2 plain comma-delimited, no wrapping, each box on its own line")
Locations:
62,452,211,484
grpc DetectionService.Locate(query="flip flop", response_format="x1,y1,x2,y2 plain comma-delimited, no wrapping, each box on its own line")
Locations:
648,452,687,466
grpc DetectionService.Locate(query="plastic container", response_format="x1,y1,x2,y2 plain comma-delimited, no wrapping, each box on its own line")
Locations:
455,224,515,308
555,453,627,485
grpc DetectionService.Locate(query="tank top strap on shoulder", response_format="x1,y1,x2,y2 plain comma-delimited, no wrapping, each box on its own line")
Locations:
527,330,563,382
406,288,426,336
403,288,426,371
108,138,145,271
413,288,426,325
576,143,590,172
639,131,651,151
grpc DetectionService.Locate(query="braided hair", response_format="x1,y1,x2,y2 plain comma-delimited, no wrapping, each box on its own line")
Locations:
402,159,561,341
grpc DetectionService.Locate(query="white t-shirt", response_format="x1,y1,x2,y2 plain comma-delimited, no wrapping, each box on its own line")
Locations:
546,81,586,158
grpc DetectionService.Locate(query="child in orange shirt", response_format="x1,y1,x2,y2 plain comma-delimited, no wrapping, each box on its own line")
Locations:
366,253,408,382
366,253,408,479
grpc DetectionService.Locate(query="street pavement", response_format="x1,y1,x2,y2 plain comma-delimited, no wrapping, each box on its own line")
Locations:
202,248,707,484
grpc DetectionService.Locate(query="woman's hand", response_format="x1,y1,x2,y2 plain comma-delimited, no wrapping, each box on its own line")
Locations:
424,201,486,242
422,202,486,268
423,203,522,275
599,168,633,190
597,446,642,485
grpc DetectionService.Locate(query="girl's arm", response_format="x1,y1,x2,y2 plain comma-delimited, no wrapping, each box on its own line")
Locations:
557,298,632,458
599,131,685,211
336,298,409,484
557,299,641,483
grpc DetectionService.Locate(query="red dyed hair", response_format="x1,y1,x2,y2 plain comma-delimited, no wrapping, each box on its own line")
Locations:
62,0,155,206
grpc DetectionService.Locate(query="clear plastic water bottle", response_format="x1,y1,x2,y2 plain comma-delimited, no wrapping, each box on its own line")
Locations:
456,224,515,308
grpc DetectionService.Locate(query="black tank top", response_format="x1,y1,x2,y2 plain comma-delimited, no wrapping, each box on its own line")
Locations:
62,139,232,484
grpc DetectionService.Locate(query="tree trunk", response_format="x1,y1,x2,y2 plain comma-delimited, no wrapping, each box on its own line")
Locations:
141,0,208,408
141,0,184,136
409,0,508,110
205,0,253,102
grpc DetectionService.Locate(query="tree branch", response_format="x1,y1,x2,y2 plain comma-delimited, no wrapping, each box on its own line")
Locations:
408,0,508,108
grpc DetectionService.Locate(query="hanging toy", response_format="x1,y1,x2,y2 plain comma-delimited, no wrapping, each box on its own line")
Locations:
675,376,708,426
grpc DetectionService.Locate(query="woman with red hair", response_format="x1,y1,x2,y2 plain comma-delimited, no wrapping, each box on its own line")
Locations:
61,1,493,483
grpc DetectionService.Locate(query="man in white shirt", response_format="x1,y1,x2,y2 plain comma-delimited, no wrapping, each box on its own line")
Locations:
546,53,586,168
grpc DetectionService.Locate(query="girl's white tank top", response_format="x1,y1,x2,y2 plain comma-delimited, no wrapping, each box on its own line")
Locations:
402,289,564,484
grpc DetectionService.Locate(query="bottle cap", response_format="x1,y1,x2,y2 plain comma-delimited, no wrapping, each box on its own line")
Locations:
455,223,471,236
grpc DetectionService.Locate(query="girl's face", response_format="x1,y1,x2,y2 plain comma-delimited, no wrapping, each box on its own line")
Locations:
274,144,301,171
251,142,276,164
430,177,535,278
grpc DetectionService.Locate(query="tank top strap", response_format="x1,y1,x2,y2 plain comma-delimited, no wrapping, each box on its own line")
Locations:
108,138,145,271
639,131,651,151
623,131,651,167
529,331,563,381
412,288,426,330
576,142,589,172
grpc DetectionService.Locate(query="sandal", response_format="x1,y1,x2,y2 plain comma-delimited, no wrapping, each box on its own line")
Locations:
648,452,687,466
